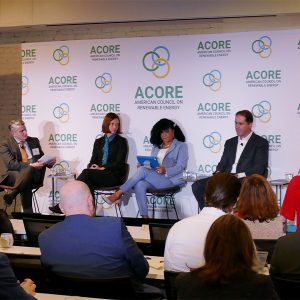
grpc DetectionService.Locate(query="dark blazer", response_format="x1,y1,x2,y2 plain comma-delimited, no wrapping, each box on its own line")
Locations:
216,132,269,176
39,215,148,288
270,232,300,280
0,136,44,184
88,134,128,180
0,253,35,299
176,270,279,299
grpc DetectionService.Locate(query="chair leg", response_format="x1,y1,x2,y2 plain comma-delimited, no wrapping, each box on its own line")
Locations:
32,189,40,213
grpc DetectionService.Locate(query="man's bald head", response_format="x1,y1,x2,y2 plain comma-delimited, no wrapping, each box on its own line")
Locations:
59,181,94,216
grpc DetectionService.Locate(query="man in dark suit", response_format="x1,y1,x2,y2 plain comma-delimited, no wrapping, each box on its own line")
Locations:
0,252,36,299
192,110,269,209
39,180,152,294
0,120,55,212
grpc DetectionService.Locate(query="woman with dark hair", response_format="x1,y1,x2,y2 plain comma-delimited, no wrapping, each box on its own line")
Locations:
49,112,128,213
176,214,279,299
105,118,188,218
236,174,284,239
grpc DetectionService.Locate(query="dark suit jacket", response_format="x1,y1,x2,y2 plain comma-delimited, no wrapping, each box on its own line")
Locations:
0,253,35,299
88,134,128,181
0,136,44,184
176,270,279,299
270,232,300,279
216,132,269,176
39,215,149,288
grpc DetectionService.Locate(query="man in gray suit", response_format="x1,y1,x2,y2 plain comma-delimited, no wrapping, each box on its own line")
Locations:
0,120,55,212
192,110,269,209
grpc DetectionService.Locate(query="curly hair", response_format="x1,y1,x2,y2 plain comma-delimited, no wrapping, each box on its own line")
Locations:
150,118,185,147
237,174,279,222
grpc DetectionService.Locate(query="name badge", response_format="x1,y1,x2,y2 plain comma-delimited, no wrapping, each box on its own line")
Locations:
32,148,40,156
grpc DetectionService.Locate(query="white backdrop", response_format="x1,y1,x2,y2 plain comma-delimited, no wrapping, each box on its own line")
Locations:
22,29,300,218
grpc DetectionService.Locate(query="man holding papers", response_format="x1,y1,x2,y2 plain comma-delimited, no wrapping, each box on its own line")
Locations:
0,120,55,212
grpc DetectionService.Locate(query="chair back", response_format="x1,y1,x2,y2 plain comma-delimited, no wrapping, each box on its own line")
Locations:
271,276,300,300
253,239,277,263
23,217,62,246
45,271,137,299
164,270,181,300
149,223,173,256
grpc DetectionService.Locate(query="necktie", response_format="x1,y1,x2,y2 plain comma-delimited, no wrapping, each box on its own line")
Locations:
19,142,28,163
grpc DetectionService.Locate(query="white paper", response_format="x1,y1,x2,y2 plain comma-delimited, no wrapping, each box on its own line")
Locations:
38,154,56,165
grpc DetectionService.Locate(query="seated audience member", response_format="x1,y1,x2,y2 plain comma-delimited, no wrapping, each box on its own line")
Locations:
176,215,279,300
105,118,188,218
0,252,36,299
192,110,269,210
0,209,14,234
0,120,55,212
270,231,300,279
164,173,241,272
236,174,284,239
49,112,128,213
280,175,300,231
39,180,156,295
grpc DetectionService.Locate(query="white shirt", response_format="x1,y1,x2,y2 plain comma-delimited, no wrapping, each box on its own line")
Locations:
231,132,253,178
14,138,32,160
164,207,226,272
156,148,168,166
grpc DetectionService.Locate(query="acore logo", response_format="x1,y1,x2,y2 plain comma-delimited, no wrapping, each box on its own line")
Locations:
142,46,170,79
252,36,272,58
22,76,29,95
203,70,222,91
252,100,272,123
53,45,70,65
95,73,112,93
203,132,222,153
53,103,70,123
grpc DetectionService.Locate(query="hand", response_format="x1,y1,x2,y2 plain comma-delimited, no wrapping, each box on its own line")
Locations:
30,161,44,169
20,278,36,296
155,166,166,175
48,158,56,167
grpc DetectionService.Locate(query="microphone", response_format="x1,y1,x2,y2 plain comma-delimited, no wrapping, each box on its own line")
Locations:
240,143,244,147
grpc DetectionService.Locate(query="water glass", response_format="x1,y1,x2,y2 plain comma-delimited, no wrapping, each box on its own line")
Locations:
285,173,294,182
0,233,14,248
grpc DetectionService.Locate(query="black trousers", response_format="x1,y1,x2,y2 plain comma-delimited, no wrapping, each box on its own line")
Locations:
77,169,120,195
6,166,46,213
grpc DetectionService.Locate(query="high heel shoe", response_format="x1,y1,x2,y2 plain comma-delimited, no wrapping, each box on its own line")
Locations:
101,195,121,205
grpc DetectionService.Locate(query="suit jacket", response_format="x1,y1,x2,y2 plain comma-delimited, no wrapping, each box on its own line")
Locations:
176,270,279,299
88,134,128,181
270,232,300,279
0,253,35,299
151,138,188,186
216,132,269,176
39,215,149,287
0,136,44,184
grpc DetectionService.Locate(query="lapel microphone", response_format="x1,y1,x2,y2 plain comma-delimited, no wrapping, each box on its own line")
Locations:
240,143,244,147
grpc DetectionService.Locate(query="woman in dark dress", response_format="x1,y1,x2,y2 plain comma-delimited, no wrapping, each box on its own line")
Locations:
176,214,279,300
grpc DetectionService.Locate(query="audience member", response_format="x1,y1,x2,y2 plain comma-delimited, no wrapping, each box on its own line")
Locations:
39,180,156,295
192,110,269,210
236,174,284,239
270,232,300,279
0,119,55,212
105,118,188,218
280,175,300,231
0,252,36,299
0,209,14,235
49,112,128,213
176,214,279,300
164,172,240,272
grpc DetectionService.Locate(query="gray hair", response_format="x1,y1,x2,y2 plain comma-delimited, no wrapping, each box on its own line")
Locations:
9,120,25,132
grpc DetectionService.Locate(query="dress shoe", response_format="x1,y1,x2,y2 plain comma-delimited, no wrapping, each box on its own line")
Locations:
49,204,63,214
3,190,17,206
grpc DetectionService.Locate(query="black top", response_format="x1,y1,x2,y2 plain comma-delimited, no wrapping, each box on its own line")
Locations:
176,270,279,299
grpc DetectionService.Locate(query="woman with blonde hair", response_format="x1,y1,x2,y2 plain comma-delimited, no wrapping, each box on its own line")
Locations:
236,174,284,239
176,214,279,299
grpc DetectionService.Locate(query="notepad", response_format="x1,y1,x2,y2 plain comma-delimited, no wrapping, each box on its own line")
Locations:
137,156,159,169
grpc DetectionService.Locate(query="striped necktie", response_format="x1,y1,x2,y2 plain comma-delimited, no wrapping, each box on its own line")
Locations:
19,142,28,163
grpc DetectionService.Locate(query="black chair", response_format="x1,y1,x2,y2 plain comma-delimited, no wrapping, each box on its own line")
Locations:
94,163,130,217
140,186,180,219
23,217,62,246
12,212,65,221
149,223,173,256
253,239,278,263
271,276,300,300
0,184,42,213
122,217,179,226
44,270,137,299
164,270,181,300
